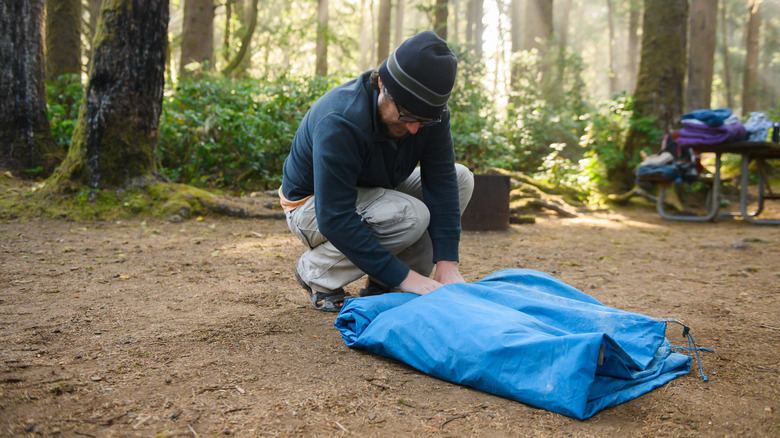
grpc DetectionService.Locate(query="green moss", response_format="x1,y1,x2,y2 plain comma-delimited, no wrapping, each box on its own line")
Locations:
0,176,225,221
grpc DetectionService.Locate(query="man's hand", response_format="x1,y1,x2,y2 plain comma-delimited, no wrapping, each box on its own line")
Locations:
433,260,465,285
399,270,443,295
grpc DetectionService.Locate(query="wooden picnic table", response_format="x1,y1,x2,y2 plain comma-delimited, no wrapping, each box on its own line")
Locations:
657,140,780,225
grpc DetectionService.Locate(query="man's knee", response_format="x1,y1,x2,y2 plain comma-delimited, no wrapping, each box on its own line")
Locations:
360,192,430,238
455,163,475,214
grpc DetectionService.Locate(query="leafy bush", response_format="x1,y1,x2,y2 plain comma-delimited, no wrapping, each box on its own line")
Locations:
578,93,635,187
448,46,515,171
46,74,83,149
158,74,337,190
502,48,589,174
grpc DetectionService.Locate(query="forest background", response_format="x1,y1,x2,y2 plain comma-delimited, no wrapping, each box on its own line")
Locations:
1,0,779,214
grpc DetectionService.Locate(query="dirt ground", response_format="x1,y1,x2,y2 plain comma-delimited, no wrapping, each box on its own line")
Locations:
1,199,778,437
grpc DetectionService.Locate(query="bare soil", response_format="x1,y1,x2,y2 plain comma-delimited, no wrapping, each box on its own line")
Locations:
1,203,778,437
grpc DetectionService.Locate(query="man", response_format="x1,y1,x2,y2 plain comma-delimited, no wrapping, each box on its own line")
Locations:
280,31,474,312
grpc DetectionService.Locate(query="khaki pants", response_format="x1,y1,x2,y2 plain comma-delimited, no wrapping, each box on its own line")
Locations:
286,164,474,292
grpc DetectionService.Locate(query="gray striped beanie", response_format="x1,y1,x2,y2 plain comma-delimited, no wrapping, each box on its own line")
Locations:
378,31,457,119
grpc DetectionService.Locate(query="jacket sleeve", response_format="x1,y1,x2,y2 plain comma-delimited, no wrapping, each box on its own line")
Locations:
419,111,461,263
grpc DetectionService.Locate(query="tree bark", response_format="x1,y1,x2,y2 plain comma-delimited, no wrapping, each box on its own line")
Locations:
222,0,258,77
617,0,688,192
395,0,404,47
0,0,62,175
434,0,448,40
557,0,571,57
315,0,329,76
509,0,522,90
742,0,761,114
466,0,474,45
522,0,552,54
719,0,732,108
45,0,82,80
222,0,233,63
47,0,169,192
376,0,392,65
359,0,371,70
180,0,214,79
85,0,103,65
627,1,640,92
606,0,618,96
473,0,484,59
686,0,718,112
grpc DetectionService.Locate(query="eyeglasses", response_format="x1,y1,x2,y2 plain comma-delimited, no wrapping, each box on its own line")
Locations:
383,87,442,127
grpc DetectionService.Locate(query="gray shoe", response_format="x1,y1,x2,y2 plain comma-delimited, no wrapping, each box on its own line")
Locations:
294,267,351,312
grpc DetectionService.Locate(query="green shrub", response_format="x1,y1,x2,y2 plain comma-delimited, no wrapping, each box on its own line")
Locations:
501,48,589,174
46,74,83,149
158,74,337,190
448,46,515,171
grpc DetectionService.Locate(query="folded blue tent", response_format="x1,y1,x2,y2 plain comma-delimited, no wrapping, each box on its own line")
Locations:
335,269,692,419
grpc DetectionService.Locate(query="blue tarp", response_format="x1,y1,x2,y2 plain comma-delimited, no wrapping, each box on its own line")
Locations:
335,269,692,419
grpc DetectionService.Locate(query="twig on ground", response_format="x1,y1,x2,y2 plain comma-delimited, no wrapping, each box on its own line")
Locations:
188,424,201,438
131,415,150,429
440,413,470,429
335,421,350,433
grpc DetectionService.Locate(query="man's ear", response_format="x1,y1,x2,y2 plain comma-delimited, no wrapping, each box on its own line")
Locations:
378,76,384,89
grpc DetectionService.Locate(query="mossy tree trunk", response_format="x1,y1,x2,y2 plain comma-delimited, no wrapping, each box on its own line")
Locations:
85,0,103,64
616,0,688,192
221,0,257,77
434,0,448,40
45,0,82,80
0,0,62,176
47,0,169,193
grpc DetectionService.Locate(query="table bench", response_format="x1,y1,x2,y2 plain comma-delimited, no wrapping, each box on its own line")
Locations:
657,141,780,225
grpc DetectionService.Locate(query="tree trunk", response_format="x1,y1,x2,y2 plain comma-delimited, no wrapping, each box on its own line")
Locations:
473,0,484,59
376,0,392,65
315,0,329,76
627,1,640,92
606,0,618,96
222,0,258,77
395,0,404,47
85,0,103,65
466,0,474,45
617,0,688,192
47,0,169,192
557,0,571,57
0,0,61,175
511,0,521,53
510,0,522,88
522,0,552,53
719,0,732,108
742,0,761,114
359,0,371,70
434,0,448,40
45,0,82,80
686,0,718,112
180,0,214,79
222,0,233,63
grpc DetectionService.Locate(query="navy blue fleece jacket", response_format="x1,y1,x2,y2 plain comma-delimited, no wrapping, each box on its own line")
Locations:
280,70,461,288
